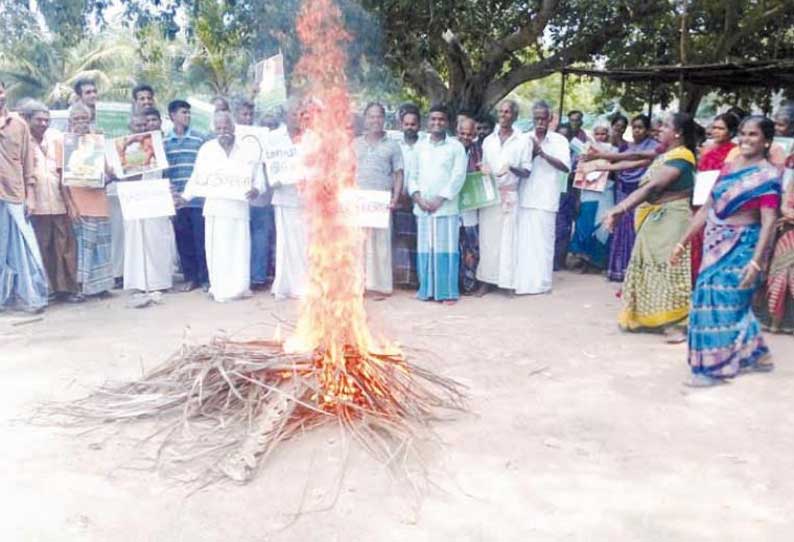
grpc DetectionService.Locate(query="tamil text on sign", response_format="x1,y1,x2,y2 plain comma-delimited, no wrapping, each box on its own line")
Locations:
339,189,391,229
117,179,176,220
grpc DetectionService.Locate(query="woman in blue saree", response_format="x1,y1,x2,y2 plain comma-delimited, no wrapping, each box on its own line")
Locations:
671,116,781,387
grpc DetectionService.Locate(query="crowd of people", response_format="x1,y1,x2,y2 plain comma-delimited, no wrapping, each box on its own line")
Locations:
1,76,793,386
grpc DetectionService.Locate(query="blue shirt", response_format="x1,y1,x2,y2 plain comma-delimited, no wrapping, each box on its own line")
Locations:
164,127,207,208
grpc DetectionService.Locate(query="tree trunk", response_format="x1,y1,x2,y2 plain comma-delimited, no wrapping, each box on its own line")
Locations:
449,77,489,117
681,83,705,116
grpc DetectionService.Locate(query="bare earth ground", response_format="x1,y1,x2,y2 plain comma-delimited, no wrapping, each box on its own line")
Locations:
2,271,794,542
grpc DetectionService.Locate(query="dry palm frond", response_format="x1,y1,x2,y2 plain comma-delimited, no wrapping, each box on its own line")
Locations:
40,335,466,486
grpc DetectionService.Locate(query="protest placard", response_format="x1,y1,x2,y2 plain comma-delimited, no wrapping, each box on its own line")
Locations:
116,179,176,220
49,109,69,133
339,189,391,229
63,133,106,188
459,171,500,211
693,170,720,206
784,167,794,193
569,137,589,157
774,136,794,157
187,163,253,201
573,159,610,192
236,124,269,160
96,102,132,138
254,53,288,112
109,131,168,178
264,139,303,186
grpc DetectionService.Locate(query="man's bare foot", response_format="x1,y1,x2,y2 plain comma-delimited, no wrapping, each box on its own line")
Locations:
178,281,200,293
473,283,491,298
441,299,457,306
365,291,389,301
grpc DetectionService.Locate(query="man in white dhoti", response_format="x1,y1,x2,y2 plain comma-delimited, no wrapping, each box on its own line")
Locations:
269,100,310,300
515,100,570,295
353,102,404,298
122,108,176,292
475,100,532,296
180,111,263,302
107,158,125,290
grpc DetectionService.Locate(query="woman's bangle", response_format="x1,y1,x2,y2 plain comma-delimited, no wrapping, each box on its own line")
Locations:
749,260,762,272
676,242,686,252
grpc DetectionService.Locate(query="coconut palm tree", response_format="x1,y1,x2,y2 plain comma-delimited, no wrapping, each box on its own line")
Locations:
183,1,253,97
0,33,137,107
132,25,192,104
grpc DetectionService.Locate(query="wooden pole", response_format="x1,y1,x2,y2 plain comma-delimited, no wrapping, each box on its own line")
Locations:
558,71,567,121
762,86,772,116
647,82,653,119
678,0,688,111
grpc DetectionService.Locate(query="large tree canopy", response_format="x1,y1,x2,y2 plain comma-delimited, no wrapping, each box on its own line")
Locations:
598,0,794,114
4,0,793,115
358,0,663,114
92,0,663,113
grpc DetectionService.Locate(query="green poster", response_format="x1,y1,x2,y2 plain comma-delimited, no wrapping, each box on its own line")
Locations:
95,102,132,138
187,97,214,134
558,171,570,194
459,171,500,211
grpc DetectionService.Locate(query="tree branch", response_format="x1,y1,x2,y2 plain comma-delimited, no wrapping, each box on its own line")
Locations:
483,1,663,108
442,29,473,98
482,0,559,74
715,4,784,59
402,58,448,104
483,60,557,107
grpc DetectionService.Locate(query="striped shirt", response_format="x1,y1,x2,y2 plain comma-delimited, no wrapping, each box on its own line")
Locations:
164,127,207,208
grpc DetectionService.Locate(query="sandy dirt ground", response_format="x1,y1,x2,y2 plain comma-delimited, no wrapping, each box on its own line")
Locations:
3,271,794,542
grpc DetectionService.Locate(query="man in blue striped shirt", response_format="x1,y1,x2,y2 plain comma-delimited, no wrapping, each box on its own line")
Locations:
165,100,208,292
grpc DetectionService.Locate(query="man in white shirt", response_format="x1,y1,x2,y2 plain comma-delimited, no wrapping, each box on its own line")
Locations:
120,109,176,293
392,104,422,289
515,100,571,295
407,104,467,304
476,100,533,296
269,99,310,300
180,111,264,302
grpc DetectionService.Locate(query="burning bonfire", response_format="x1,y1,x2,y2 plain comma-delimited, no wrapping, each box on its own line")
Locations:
45,0,465,485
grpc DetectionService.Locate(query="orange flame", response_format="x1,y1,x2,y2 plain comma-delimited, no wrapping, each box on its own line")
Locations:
288,0,390,406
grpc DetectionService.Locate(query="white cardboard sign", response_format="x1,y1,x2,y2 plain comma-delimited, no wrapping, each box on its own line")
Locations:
339,189,391,229
116,179,176,220
188,163,253,201
693,170,720,206
264,141,303,186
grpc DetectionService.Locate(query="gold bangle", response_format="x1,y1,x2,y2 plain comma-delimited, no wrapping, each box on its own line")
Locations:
749,260,762,272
